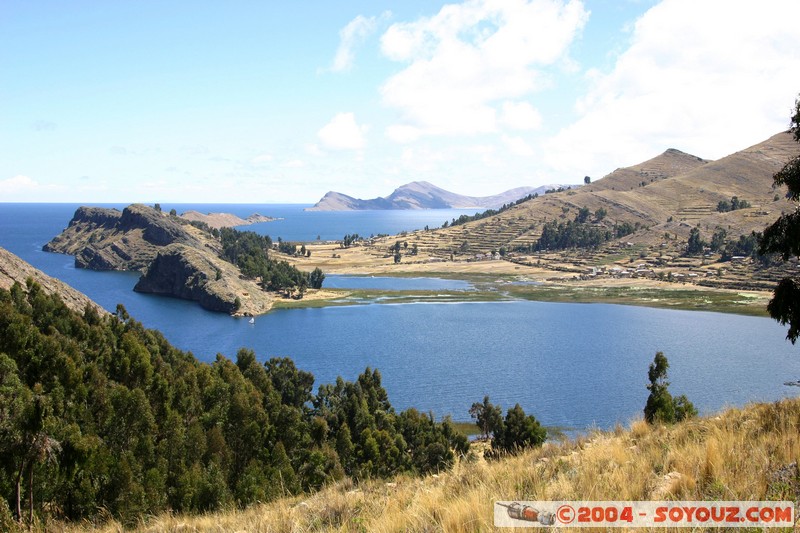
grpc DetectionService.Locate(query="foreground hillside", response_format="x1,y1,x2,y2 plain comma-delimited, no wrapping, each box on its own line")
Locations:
0,277,465,531
58,397,800,532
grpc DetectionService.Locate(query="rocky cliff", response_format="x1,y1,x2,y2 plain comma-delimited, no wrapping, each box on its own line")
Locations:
134,244,273,315
0,246,107,315
44,204,273,315
44,204,200,270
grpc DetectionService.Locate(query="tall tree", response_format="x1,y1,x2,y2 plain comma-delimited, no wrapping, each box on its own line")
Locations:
644,351,696,424
469,395,502,440
760,95,800,342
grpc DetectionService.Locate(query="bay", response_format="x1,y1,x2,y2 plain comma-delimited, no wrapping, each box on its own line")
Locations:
1,203,798,432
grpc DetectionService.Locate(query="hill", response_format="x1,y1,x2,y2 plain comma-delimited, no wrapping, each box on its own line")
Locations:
296,132,800,298
58,397,800,532
42,204,318,315
0,246,105,315
410,132,797,254
0,279,466,530
306,181,576,211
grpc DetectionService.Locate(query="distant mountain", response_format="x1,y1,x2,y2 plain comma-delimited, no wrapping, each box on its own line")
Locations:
306,181,577,211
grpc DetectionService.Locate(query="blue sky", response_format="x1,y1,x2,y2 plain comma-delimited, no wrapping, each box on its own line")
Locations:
2,0,800,203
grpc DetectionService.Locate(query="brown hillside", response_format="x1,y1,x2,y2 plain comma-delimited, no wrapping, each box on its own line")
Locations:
408,132,798,256
0,247,106,315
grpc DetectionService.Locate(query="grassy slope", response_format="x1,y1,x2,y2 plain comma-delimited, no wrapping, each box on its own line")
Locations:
61,398,800,532
423,131,799,253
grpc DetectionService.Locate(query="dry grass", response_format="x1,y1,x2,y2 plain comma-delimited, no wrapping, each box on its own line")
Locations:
53,398,800,532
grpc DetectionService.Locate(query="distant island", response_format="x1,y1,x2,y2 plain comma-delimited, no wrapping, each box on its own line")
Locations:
306,180,578,211
179,210,277,229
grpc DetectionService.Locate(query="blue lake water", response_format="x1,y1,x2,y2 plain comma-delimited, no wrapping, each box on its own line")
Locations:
1,203,799,431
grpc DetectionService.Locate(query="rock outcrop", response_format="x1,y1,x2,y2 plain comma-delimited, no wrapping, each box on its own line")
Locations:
0,246,107,315
134,244,273,315
44,204,274,315
44,204,200,270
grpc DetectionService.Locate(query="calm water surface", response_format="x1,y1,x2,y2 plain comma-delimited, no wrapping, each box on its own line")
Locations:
1,203,798,430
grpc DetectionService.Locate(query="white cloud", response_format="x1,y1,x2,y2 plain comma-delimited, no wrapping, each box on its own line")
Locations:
386,124,422,143
0,175,65,200
545,0,800,179
502,135,535,157
251,154,273,165
329,13,389,72
500,101,543,130
0,175,41,194
305,144,324,157
282,159,305,168
379,0,588,139
318,112,368,150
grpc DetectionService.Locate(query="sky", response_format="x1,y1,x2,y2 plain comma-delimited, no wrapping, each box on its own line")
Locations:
2,0,800,204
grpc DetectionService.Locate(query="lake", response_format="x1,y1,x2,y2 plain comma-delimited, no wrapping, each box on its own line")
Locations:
1,202,799,432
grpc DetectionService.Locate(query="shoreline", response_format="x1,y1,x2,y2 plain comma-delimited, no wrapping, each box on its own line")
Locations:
271,272,772,317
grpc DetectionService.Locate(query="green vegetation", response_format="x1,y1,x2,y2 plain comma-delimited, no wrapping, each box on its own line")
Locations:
722,231,763,260
446,193,539,228
491,404,547,454
219,228,319,297
277,240,297,255
685,227,705,255
521,214,637,252
644,351,697,424
760,95,800,343
471,396,546,456
716,195,751,212
308,267,325,290
504,284,769,316
0,280,464,527
468,396,502,440
341,234,361,248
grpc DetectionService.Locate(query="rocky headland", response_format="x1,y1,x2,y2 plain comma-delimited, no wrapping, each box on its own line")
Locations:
44,204,275,315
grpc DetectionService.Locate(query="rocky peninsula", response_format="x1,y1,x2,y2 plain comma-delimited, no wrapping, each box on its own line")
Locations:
44,204,275,315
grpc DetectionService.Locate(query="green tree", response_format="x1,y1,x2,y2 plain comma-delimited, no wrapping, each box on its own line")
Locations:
308,267,325,289
710,227,727,252
685,227,705,255
760,95,800,342
468,395,502,440
644,351,696,424
491,404,546,454
595,207,607,221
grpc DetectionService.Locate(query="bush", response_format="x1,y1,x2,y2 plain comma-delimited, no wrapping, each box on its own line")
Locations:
491,404,546,454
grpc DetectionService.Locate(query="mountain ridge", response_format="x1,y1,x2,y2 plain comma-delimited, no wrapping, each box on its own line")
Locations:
306,181,578,211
